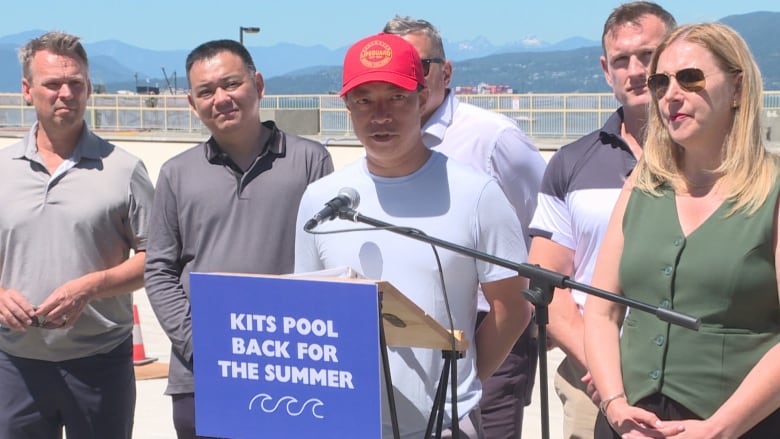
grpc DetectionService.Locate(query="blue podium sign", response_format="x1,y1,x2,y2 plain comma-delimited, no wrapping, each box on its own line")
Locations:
190,273,382,438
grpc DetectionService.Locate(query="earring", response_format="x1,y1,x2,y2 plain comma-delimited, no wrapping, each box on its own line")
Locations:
732,99,739,109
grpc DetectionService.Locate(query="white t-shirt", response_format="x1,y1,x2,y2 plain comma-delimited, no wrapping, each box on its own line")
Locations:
295,152,526,438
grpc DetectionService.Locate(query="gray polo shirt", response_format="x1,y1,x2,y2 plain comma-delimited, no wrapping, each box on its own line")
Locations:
144,120,334,394
0,123,155,361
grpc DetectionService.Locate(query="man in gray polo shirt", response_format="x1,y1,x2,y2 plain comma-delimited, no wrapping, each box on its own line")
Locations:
144,39,333,439
0,31,155,438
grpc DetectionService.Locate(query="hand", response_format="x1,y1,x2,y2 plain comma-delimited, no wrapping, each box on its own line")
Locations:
0,288,36,331
606,399,686,438
658,419,727,439
34,276,94,329
581,371,600,404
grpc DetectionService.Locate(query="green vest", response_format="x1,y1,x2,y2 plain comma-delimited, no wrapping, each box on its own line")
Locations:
619,181,780,418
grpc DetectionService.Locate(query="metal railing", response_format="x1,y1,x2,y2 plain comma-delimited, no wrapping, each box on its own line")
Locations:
2,92,779,139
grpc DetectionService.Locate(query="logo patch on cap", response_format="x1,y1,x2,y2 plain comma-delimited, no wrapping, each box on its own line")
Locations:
360,40,393,68
340,32,424,96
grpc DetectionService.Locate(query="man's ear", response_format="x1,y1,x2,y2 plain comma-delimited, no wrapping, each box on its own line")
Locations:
255,72,265,99
442,60,453,87
418,86,430,111
187,93,200,119
341,96,352,115
600,55,614,89
22,77,32,105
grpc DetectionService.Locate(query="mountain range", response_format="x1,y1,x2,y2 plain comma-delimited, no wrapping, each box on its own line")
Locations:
1,11,778,94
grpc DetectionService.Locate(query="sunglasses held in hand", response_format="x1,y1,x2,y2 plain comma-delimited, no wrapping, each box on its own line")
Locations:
647,68,708,99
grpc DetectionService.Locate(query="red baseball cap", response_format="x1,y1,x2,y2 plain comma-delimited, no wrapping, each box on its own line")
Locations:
340,33,425,96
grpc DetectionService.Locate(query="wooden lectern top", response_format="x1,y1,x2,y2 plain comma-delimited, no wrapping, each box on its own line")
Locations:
285,269,470,352
374,280,468,352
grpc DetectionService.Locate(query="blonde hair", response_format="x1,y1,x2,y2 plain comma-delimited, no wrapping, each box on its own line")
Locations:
19,31,89,81
634,22,779,215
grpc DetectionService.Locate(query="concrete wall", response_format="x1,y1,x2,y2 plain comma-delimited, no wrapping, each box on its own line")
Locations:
765,109,780,142
260,109,320,136
0,135,365,183
0,133,576,185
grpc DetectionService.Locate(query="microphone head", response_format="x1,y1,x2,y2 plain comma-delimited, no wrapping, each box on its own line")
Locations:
338,187,360,209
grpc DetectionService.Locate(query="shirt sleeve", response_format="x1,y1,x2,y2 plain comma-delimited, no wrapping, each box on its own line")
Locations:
528,152,576,250
313,149,335,183
127,160,155,252
489,127,546,245
143,168,193,363
475,179,528,283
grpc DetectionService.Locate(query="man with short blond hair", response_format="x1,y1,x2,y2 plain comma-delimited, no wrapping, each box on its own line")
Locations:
0,30,155,438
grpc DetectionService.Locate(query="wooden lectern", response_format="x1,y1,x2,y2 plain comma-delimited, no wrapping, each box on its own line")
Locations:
287,268,469,439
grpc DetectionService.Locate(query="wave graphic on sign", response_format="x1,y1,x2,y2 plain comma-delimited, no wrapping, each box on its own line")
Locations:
248,393,325,419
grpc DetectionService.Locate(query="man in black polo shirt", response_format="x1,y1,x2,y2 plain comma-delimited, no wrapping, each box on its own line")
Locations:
527,2,676,438
144,39,333,439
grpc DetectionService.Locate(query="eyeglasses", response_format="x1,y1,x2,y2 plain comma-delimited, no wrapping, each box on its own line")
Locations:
421,58,445,76
647,68,707,99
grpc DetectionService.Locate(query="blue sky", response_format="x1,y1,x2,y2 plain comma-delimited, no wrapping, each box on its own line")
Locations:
3,0,777,50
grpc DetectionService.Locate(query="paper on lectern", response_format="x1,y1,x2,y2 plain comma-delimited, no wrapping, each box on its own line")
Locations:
289,266,366,280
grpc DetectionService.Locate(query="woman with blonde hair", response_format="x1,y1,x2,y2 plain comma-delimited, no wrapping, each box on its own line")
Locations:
584,22,780,438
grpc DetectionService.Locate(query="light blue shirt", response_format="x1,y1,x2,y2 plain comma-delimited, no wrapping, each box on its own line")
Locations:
295,152,526,438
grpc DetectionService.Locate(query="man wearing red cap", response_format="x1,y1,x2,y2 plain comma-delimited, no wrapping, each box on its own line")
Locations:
295,33,532,438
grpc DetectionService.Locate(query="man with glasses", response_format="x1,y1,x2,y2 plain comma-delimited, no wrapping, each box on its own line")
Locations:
526,3,676,438
383,16,546,439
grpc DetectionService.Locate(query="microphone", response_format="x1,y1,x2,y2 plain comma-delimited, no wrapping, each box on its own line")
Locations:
303,187,360,231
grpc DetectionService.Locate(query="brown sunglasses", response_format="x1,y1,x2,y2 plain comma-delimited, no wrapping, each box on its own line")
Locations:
647,68,707,99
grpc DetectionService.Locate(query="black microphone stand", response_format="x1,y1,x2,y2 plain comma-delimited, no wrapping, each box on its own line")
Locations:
337,208,701,439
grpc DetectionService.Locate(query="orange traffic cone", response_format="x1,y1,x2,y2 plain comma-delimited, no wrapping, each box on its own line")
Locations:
133,304,157,366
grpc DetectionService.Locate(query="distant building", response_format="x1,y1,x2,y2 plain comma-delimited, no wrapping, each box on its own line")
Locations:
136,85,160,95
135,86,160,108
454,82,513,95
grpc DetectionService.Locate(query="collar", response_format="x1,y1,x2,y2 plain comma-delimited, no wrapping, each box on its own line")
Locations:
598,107,632,152
13,121,100,163
421,89,458,147
205,120,285,166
